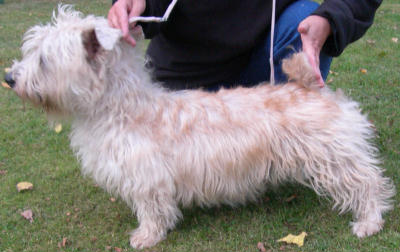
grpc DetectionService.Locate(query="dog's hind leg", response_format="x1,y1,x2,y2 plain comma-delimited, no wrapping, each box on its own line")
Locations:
301,149,394,238
344,166,395,238
129,186,182,249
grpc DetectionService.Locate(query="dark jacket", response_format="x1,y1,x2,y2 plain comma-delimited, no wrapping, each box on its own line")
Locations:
113,0,382,89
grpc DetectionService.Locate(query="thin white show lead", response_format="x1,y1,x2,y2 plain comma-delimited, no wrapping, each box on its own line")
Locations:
269,0,276,85
129,0,178,23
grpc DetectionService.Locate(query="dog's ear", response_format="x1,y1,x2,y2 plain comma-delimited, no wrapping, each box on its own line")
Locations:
82,29,101,60
82,26,121,60
94,25,122,50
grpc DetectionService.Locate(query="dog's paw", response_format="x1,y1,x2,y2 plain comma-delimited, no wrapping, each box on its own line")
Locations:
351,220,383,238
130,228,165,249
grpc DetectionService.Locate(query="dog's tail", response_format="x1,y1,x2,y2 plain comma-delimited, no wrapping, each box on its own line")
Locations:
281,52,320,90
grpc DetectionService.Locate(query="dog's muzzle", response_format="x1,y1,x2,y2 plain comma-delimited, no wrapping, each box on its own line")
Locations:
4,72,15,88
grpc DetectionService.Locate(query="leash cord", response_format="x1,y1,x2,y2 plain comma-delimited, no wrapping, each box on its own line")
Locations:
129,0,178,23
269,0,276,85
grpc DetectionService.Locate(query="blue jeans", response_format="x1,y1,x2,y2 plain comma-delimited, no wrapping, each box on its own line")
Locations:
207,0,332,91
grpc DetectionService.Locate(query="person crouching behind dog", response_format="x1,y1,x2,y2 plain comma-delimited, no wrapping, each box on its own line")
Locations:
108,0,382,91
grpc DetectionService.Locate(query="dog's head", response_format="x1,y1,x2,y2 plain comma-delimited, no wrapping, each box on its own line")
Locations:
6,5,134,115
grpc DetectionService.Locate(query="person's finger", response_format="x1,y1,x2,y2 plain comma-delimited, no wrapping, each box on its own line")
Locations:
298,16,332,88
297,20,309,35
119,16,135,45
127,1,146,33
299,25,324,87
107,1,138,47
123,0,145,46
308,54,324,88
108,12,119,29
302,43,324,88
108,3,125,29
128,0,146,19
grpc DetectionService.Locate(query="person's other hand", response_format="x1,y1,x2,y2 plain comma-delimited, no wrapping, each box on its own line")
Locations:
298,15,331,88
108,0,146,47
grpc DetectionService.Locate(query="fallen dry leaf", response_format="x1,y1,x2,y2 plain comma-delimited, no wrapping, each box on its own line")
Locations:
16,182,33,192
326,78,334,84
4,67,11,73
110,197,116,202
277,232,307,247
0,170,7,175
20,209,34,223
366,39,376,45
285,194,297,203
328,70,339,76
360,68,368,74
58,237,68,248
54,123,62,133
392,37,398,43
2,82,11,89
114,247,122,252
257,242,267,252
387,118,394,127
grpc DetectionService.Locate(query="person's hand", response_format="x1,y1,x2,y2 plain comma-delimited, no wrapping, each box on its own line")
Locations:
298,15,331,88
108,0,146,47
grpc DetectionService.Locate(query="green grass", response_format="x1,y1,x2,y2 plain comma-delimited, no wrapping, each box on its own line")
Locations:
0,1,399,251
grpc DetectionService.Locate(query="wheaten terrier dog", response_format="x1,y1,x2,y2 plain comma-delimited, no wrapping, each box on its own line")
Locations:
5,6,395,249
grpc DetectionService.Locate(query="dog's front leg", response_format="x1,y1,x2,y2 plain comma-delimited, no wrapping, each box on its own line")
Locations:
130,187,182,249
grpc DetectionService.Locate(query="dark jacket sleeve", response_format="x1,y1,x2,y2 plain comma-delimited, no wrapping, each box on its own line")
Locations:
313,0,382,56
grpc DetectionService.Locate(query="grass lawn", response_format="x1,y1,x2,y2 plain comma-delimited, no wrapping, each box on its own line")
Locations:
0,0,399,251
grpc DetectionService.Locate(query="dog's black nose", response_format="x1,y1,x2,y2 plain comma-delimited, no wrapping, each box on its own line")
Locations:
4,72,15,88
